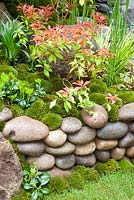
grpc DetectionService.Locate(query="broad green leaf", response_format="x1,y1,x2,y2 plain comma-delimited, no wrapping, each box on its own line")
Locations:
41,188,50,194
44,69,50,78
31,190,38,200
24,183,32,190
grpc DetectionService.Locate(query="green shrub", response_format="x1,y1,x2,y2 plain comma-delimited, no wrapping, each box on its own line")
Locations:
95,159,119,175
107,104,119,122
48,176,69,193
89,93,107,105
10,104,24,117
74,165,99,181
41,113,62,130
11,189,30,200
90,80,107,93
0,121,5,132
118,159,134,171
66,172,85,190
118,91,134,104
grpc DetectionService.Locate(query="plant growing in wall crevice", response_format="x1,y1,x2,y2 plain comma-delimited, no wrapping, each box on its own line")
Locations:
23,163,51,200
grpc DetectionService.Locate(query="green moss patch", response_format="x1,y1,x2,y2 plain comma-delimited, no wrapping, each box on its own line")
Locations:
107,104,119,122
90,80,107,93
118,91,134,104
10,104,24,117
74,165,99,181
48,176,69,193
66,172,85,190
95,159,119,175
118,159,134,171
41,113,62,130
90,93,107,105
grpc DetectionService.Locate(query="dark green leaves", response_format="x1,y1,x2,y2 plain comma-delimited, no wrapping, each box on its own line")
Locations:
22,164,51,200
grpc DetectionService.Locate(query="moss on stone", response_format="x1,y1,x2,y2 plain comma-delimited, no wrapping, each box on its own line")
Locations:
107,104,119,122
118,91,134,104
48,176,69,193
118,159,134,171
90,93,107,105
10,104,24,117
95,159,119,175
95,162,105,175
66,172,85,189
41,113,62,130
103,159,119,174
74,165,99,181
90,80,107,93
25,98,46,120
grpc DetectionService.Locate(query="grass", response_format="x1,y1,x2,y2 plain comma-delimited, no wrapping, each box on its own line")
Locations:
45,171,134,200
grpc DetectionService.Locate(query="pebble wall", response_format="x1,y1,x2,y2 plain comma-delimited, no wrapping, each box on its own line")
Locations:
1,103,134,173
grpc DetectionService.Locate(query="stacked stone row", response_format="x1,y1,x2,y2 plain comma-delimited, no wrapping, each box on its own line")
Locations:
1,103,134,172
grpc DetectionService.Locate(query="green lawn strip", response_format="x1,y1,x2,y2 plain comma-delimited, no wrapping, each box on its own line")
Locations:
45,171,134,200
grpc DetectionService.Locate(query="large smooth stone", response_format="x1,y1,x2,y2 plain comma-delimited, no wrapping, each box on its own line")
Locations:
81,104,108,128
95,150,110,162
95,138,118,150
17,142,46,156
97,122,128,139
119,132,134,147
27,153,55,170
44,129,67,147
61,117,82,134
126,146,134,157
0,133,22,200
128,122,134,133
74,142,96,155
55,154,75,169
2,116,49,142
47,167,72,177
0,108,12,122
75,154,96,166
111,147,125,160
68,126,96,144
46,142,75,155
119,103,134,121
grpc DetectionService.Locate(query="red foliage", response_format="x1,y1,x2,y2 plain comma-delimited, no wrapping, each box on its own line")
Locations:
92,12,107,25
17,4,53,22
